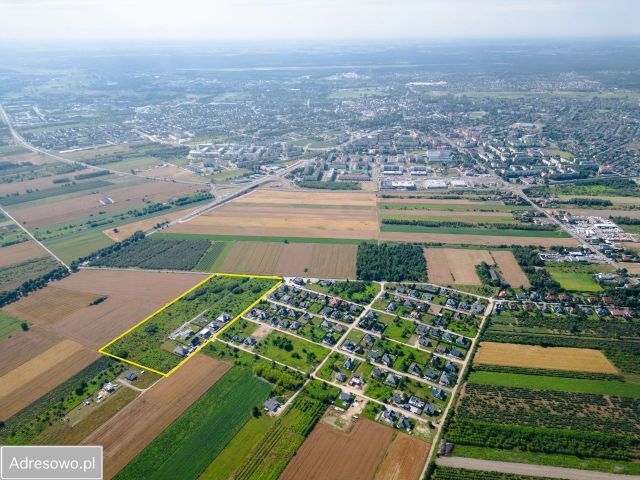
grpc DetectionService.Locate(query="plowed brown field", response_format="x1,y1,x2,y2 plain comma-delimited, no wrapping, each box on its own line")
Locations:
375,433,430,480
83,355,230,480
280,419,394,480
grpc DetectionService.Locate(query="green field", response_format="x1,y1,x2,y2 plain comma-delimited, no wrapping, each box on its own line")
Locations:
0,311,24,339
45,230,114,264
547,270,602,292
91,237,211,270
103,275,279,373
194,241,229,272
256,331,330,373
233,382,337,480
452,445,640,476
545,263,611,292
468,371,640,398
380,224,570,238
199,414,276,480
115,367,272,480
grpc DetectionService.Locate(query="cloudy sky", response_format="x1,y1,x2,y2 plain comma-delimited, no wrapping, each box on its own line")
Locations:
1,0,638,43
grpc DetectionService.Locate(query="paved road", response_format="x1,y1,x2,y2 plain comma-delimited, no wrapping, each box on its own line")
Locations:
437,457,640,479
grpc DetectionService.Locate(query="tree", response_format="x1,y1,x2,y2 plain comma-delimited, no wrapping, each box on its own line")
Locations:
252,406,261,418
20,322,29,331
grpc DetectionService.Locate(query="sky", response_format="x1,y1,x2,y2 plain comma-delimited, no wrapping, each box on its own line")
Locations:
0,0,638,43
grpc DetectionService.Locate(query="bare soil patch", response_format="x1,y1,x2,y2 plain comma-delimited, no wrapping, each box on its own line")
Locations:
82,355,230,480
375,433,430,480
280,419,394,480
475,342,618,373
0,339,98,418
0,240,48,267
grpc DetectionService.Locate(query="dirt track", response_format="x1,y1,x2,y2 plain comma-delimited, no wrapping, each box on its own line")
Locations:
82,355,230,479
437,456,639,480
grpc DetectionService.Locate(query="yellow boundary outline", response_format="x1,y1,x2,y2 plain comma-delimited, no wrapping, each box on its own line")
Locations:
98,272,282,377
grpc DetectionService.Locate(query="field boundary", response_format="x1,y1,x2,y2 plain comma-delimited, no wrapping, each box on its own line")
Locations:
98,272,282,377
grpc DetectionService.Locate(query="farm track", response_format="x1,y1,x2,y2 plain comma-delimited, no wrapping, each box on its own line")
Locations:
437,456,640,480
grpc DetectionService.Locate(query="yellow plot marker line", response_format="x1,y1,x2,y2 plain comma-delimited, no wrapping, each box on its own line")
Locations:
98,273,282,377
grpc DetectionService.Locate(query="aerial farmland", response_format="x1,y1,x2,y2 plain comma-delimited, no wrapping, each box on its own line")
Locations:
1,30,640,480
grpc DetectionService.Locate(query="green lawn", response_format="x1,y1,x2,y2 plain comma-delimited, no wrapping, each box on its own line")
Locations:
115,367,272,480
452,445,640,475
0,311,23,339
547,270,602,292
199,414,276,480
468,371,640,397
256,331,330,373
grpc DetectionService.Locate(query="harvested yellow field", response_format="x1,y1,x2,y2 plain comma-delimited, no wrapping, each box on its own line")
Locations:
239,189,377,207
490,250,530,288
4,286,102,326
166,204,378,240
0,339,98,418
219,241,283,275
475,342,618,373
218,242,358,279
425,248,494,285
275,243,357,279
